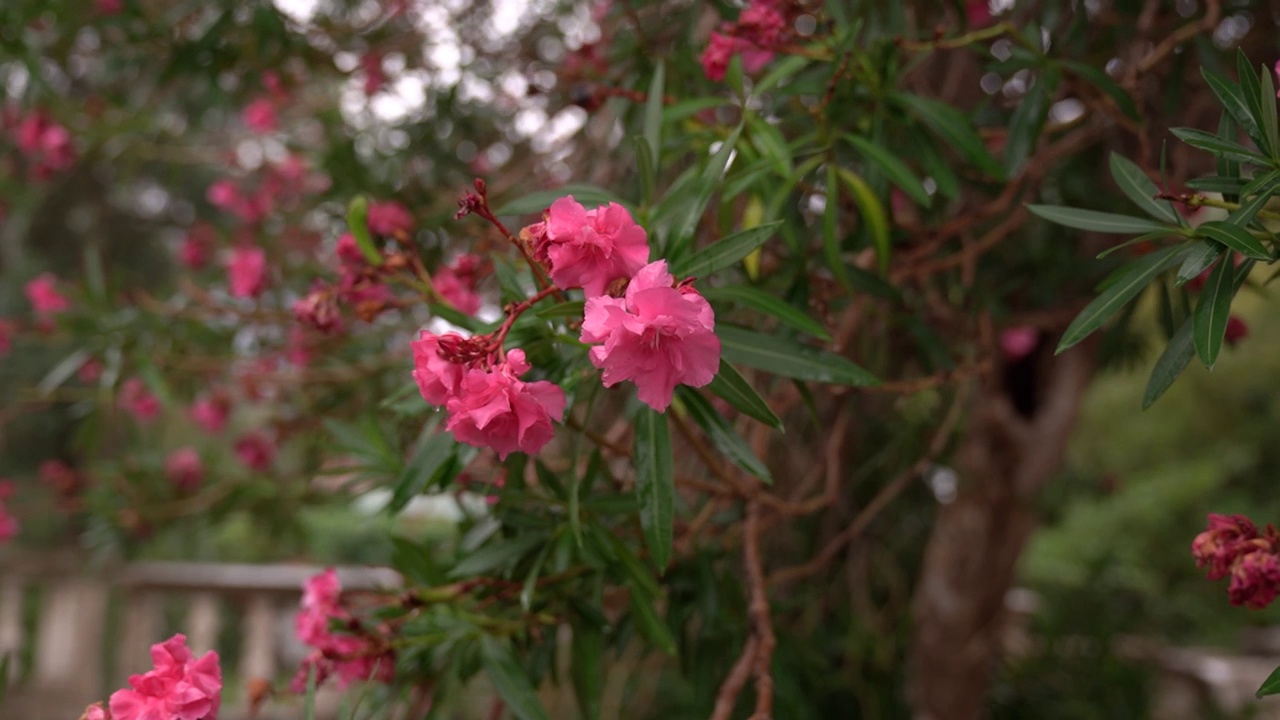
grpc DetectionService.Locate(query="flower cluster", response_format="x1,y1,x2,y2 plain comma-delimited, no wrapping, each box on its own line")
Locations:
525,195,649,297
292,569,395,691
119,378,162,424
83,634,222,720
11,110,76,179
699,0,793,81
1192,513,1280,609
25,272,70,322
165,448,204,492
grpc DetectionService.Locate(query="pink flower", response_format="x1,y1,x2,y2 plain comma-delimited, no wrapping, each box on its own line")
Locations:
999,326,1039,361
242,98,277,134
296,568,341,646
700,32,737,82
227,247,268,298
108,634,221,720
178,226,216,270
79,358,103,383
189,394,230,434
580,260,720,411
165,448,204,492
433,254,483,315
445,350,566,460
1275,60,1280,98
1193,514,1260,581
1229,549,1280,609
206,180,240,210
82,703,108,720
966,0,992,26
361,53,386,96
0,318,14,357
96,0,124,14
234,432,276,472
1225,315,1249,346
119,378,161,423
335,233,367,267
0,497,18,543
25,273,69,318
293,286,343,333
411,332,469,406
738,2,786,47
366,201,414,236
291,569,395,693
535,196,649,297
14,113,75,178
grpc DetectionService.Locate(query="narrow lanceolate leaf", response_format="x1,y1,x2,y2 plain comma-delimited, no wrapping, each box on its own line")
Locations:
1003,78,1050,176
670,221,783,278
1062,60,1140,120
1256,663,1280,699
389,431,457,512
894,93,1004,178
635,136,656,208
1109,153,1181,224
644,61,664,176
1193,253,1236,368
845,134,931,206
677,388,772,483
1027,205,1173,234
346,195,382,266
1202,67,1265,153
571,621,604,720
1197,221,1271,260
706,360,783,429
494,185,628,216
480,637,552,720
627,581,677,655
1236,51,1264,142
634,408,674,572
1228,171,1280,227
1259,63,1280,160
1057,245,1186,352
1144,316,1196,409
1171,127,1268,164
700,286,830,340
823,164,851,289
718,325,879,386
838,168,891,273
1175,242,1224,286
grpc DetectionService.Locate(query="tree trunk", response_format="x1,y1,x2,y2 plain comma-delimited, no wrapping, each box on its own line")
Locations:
907,346,1094,720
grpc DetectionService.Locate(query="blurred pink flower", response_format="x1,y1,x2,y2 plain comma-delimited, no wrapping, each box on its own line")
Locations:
242,98,277,134
966,0,992,26
1194,514,1261,581
78,358,103,383
1225,315,1249,346
433,254,483,315
96,0,124,14
361,52,387,96
999,326,1038,362
335,233,367,267
227,246,268,298
165,448,204,492
25,273,70,319
700,32,738,82
15,113,75,178
411,331,469,406
1229,549,1280,609
533,196,649,297
189,394,230,434
291,569,395,692
366,201,414,236
108,634,221,720
580,260,720,411
234,432,276,472
0,318,14,357
445,349,566,459
119,378,161,423
0,482,18,543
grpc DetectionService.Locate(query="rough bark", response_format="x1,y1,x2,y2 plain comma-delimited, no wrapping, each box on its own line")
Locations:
907,345,1094,720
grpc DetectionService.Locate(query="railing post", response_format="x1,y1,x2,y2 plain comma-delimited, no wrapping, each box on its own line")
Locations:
185,591,221,656
241,593,278,684
33,577,108,701
116,590,164,684
0,576,22,683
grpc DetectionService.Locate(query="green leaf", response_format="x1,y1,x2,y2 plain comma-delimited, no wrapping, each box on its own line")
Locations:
837,168,891,273
1193,251,1235,368
677,388,772,482
1187,175,1247,195
644,61,664,176
303,661,317,720
670,221,783,278
1170,127,1268,164
1027,204,1173,234
1256,664,1280,698
1197,221,1271,260
706,360,783,429
753,54,810,95
37,349,89,397
1061,60,1139,120
448,534,545,578
749,117,792,178
894,93,1004,178
845,134,930,206
535,300,586,319
1057,245,1185,352
1236,51,1264,141
1143,316,1196,409
627,582,677,655
634,408,674,572
480,636,551,720
670,125,744,248
1259,63,1280,160
1109,153,1181,224
495,185,628,216
1003,77,1050,176
635,136,656,208
346,195,382,266
571,620,604,720
700,286,830,340
1175,241,1223,286
520,539,553,610
1202,67,1265,153
823,164,850,289
717,325,879,386
389,431,458,513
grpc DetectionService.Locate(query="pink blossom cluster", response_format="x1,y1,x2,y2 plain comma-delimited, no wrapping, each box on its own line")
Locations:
361,52,387,96
292,569,395,691
165,448,204,491
433,253,484,315
367,200,415,237
11,110,76,179
119,378,162,423
293,231,401,332
699,0,791,81
25,272,70,322
524,196,649,297
84,634,222,720
190,392,231,434
1193,513,1280,609
206,156,329,225
234,431,276,472
0,480,19,544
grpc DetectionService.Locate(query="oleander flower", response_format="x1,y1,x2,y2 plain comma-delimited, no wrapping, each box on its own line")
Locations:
533,196,649,297
108,634,221,720
580,260,720,411
366,200,414,237
227,247,268,298
444,349,566,459
165,448,204,491
25,273,70,319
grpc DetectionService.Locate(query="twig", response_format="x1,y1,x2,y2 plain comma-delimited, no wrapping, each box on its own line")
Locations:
710,636,758,720
744,497,776,719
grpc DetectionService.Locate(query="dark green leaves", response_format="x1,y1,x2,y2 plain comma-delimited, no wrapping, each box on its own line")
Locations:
480,637,551,720
644,61,664,176
1175,242,1223,286
706,360,783,429
1004,76,1051,176
389,431,460,513
700,286,830,340
346,195,382,266
1109,154,1180,224
1256,664,1280,699
1027,205,1174,234
1192,252,1235,368
670,221,783,278
634,408,674,572
1057,245,1186,352
1170,127,1267,165
717,326,879,386
838,168,891,274
844,134,930,206
1143,316,1196,409
678,388,771,482
495,185,628,216
1197,221,1271,260
893,93,1004,178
